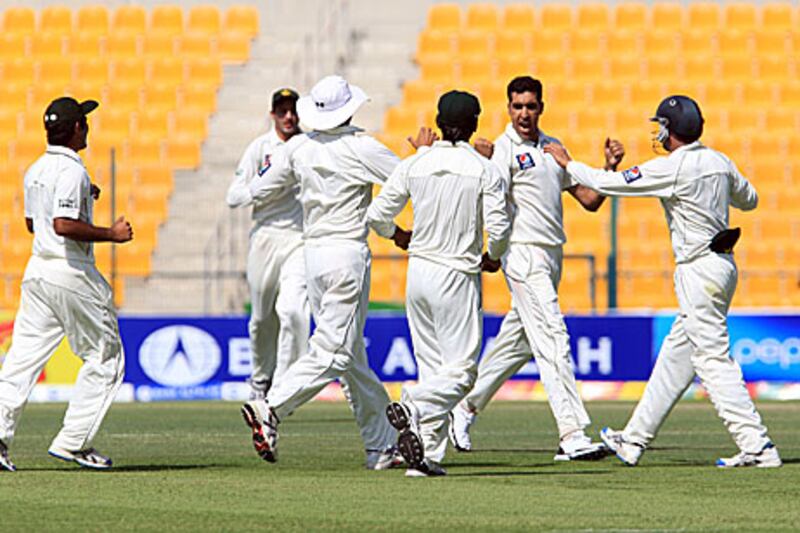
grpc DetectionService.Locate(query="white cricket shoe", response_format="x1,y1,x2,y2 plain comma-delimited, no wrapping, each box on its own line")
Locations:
386,402,425,469
48,446,113,470
448,402,475,452
366,446,404,470
716,443,782,469
405,459,447,478
241,400,279,463
0,439,16,472
555,431,610,461
600,427,644,466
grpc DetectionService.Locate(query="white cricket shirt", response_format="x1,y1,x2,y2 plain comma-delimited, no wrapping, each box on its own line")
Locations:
566,141,758,264
248,126,400,244
366,140,511,274
227,128,303,233
492,124,576,246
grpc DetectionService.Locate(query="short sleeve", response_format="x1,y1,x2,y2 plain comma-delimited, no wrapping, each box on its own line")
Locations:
52,167,85,219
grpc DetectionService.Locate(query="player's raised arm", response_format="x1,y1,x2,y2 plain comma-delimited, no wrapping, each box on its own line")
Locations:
227,139,259,207
248,137,301,202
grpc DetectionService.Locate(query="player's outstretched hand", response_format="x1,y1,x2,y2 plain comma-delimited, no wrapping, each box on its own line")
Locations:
543,143,571,169
604,138,625,171
392,226,412,250
91,183,101,200
110,216,134,243
481,252,501,273
407,127,438,150
474,138,494,159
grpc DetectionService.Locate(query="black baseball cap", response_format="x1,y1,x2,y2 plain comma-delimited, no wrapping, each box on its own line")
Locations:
437,90,481,127
271,88,299,111
43,96,99,131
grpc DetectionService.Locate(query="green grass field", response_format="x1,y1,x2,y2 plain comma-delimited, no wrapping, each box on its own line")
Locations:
1,400,798,532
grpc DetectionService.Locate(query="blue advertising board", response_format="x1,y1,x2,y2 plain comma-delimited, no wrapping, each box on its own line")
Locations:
120,313,654,401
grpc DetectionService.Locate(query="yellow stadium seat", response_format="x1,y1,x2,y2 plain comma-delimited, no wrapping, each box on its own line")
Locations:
458,56,493,84
613,108,649,133
455,30,492,57
104,33,140,59
765,109,798,133
18,109,45,134
417,30,455,59
680,29,714,55
96,108,131,141
136,166,173,190
112,5,146,35
427,4,461,31
540,4,573,31
176,32,215,58
643,30,678,57
73,57,109,87
10,134,45,169
552,81,587,107
223,5,259,39
171,109,208,141
566,30,602,56
777,80,800,108
375,133,413,159
687,2,720,31
502,4,535,32
105,83,142,113
142,32,176,57
164,135,202,169
0,84,29,112
651,3,685,33
0,34,27,61
76,5,109,37
465,4,498,32
418,55,454,83
682,55,716,83
147,57,184,87
39,6,73,36
141,84,178,113
110,58,146,87
753,30,789,56
761,2,795,31
724,3,757,31
29,82,68,113
698,81,738,107
742,81,775,107
134,109,169,138
29,33,66,58
2,7,35,36
717,31,751,57
188,5,221,37
185,57,223,87
127,136,163,166
150,5,184,37
178,83,217,113
529,29,565,56
575,108,611,132
497,55,531,83
402,79,439,108
615,2,647,30
482,272,510,314
532,55,568,85
577,3,610,32
629,81,664,110
758,57,792,82
115,242,153,276
67,33,103,59
608,56,641,82
4,58,35,86
383,107,419,135
495,32,533,57
570,55,605,83
217,32,251,64
606,31,641,56
729,109,759,132
35,58,72,86
476,80,506,108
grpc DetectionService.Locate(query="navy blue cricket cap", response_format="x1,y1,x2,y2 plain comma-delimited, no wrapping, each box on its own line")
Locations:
43,97,99,131
437,90,481,127
650,95,704,141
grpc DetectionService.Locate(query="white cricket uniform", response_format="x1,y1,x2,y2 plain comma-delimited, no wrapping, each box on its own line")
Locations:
464,124,592,439
367,140,511,462
0,145,124,451
227,129,309,390
566,141,771,454
249,125,399,452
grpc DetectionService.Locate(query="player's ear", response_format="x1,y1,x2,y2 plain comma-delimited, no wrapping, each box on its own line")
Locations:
539,100,545,115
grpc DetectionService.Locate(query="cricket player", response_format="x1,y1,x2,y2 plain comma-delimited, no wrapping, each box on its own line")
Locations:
226,88,309,400
544,95,781,468
0,97,132,472
239,75,410,470
448,77,617,461
368,90,512,477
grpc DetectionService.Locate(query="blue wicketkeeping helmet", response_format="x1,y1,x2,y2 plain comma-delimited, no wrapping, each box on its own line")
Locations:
650,95,704,144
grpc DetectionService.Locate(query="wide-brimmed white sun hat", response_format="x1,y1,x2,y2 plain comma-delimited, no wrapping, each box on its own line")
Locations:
297,75,369,131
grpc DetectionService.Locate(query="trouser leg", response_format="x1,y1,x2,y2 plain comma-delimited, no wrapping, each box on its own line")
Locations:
247,232,281,385
274,244,310,382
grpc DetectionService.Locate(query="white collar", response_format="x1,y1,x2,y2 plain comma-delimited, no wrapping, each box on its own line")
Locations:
504,123,548,147
46,144,84,165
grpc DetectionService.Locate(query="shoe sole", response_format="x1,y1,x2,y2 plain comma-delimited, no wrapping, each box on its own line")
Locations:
0,460,16,472
386,403,411,431
447,413,471,453
568,445,612,462
397,430,425,469
241,403,276,463
48,450,111,470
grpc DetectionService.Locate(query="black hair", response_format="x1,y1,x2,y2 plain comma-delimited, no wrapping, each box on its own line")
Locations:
507,76,543,102
46,117,86,147
436,115,476,144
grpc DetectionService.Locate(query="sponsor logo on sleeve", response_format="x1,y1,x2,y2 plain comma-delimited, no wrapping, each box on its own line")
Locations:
622,166,642,183
257,154,272,176
515,152,535,170
58,199,77,209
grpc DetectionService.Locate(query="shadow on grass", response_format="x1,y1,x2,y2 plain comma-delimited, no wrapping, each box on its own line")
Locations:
24,463,234,473
448,469,612,478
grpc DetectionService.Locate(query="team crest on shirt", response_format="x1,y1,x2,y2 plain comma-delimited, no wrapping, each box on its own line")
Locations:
622,166,642,183
516,152,535,170
257,154,272,176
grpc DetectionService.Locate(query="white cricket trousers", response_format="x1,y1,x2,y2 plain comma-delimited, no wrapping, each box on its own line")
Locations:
247,228,309,386
624,253,771,454
267,241,395,451
0,275,124,451
463,244,590,439
403,257,482,463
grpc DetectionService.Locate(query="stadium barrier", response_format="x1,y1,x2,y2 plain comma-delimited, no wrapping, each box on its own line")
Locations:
3,312,799,403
